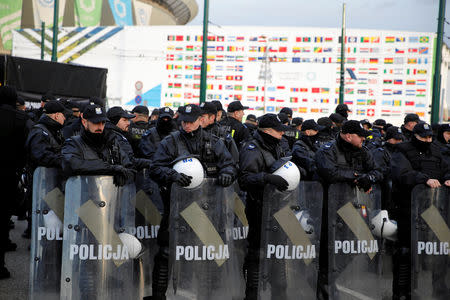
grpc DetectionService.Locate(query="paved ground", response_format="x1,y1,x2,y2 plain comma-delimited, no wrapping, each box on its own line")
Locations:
0,217,30,300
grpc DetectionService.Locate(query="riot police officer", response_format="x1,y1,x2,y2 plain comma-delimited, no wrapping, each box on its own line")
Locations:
435,123,450,164
220,100,250,148
128,105,150,153
244,114,258,137
315,120,382,298
390,122,450,299
62,105,135,187
334,103,351,121
400,113,420,142
139,107,176,160
26,101,67,170
148,104,236,300
238,114,291,300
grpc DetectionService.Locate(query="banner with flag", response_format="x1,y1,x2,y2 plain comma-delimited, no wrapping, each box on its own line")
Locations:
75,0,103,26
0,0,22,50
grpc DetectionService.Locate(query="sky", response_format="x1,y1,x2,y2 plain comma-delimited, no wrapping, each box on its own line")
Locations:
190,0,448,36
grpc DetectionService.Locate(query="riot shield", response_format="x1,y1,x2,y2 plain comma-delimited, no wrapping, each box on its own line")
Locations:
169,178,239,300
327,183,388,299
130,169,163,296
232,186,249,299
30,167,65,300
411,185,450,299
259,181,323,300
60,176,141,300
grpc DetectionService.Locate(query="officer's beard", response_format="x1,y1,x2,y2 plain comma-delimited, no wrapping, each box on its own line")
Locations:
157,118,175,134
82,128,106,148
411,135,431,152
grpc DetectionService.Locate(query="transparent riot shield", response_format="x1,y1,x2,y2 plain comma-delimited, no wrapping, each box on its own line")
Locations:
130,169,163,297
327,183,387,299
411,185,450,299
60,176,140,300
232,186,248,299
30,167,64,300
169,178,238,300
259,181,322,300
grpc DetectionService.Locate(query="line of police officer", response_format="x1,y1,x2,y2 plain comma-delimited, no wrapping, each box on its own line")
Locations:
3,84,450,299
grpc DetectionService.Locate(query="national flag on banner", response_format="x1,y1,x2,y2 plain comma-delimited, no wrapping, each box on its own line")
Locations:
298,107,308,113
417,69,427,75
409,36,419,43
419,36,429,43
236,36,245,41
360,48,369,53
314,47,323,53
406,80,416,85
315,37,323,42
344,100,353,105
234,85,242,91
249,36,257,42
176,35,183,41
408,48,418,53
383,79,393,84
385,36,395,43
356,109,366,115
367,108,375,117
325,37,333,42
166,64,173,70
405,90,415,96
416,89,426,96
394,79,403,85
280,37,288,42
371,37,380,43
419,47,428,54
396,37,406,42
248,86,258,91
279,47,288,52
347,36,358,43
168,35,175,41
367,99,376,105
405,101,415,106
226,75,233,80
235,75,243,81
346,88,354,94
234,95,242,100
300,88,308,92
393,90,403,95
291,87,299,92
382,100,393,106
408,58,417,64
303,37,311,42
357,99,366,105
393,100,402,106
320,99,329,103
321,88,330,93
290,97,298,103
311,88,320,93
361,37,370,43
395,48,405,54
384,58,394,64
369,58,379,64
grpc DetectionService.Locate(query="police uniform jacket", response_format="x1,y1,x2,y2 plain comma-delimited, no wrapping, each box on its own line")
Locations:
292,135,320,180
62,117,82,139
434,139,450,165
220,115,250,148
149,127,236,185
128,121,150,154
62,127,133,177
315,135,382,185
26,114,64,169
203,122,239,164
139,127,174,160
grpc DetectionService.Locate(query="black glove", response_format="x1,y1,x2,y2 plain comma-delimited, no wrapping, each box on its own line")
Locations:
171,172,192,187
355,174,373,192
218,173,233,187
111,165,136,187
264,174,289,191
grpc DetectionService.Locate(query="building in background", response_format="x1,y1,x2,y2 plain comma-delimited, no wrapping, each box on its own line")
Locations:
0,0,198,53
13,25,450,124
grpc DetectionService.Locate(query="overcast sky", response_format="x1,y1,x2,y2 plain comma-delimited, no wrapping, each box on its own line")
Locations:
190,0,448,36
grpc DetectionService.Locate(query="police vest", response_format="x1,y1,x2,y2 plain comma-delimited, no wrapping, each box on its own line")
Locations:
170,131,218,176
247,139,278,172
71,135,122,165
148,127,162,145
33,123,61,151
398,143,443,179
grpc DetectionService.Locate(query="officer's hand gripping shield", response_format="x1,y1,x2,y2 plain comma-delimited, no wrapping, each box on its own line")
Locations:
60,176,140,300
326,183,389,299
258,181,323,300
411,185,450,299
169,178,239,300
30,167,65,300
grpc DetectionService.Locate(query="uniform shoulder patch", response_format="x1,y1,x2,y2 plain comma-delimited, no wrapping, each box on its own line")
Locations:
42,130,49,136
247,143,256,150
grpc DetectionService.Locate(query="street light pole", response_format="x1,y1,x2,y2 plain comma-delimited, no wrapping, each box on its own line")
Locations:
338,3,346,105
51,0,59,62
199,0,209,104
431,0,446,123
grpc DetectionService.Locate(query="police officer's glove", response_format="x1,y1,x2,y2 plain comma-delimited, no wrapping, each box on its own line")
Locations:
218,173,233,187
111,165,136,187
355,174,373,192
172,172,192,187
264,174,289,191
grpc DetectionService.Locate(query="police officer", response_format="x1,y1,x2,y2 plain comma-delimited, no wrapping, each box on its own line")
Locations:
329,112,345,136
149,108,159,128
277,112,292,153
62,105,135,186
400,113,420,141
139,107,176,160
128,105,150,153
315,120,382,299
211,100,224,122
220,100,250,148
244,114,258,137
316,117,336,146
62,96,105,139
334,103,351,120
199,102,239,163
106,106,150,170
279,107,293,123
238,114,290,300
435,123,450,164
390,122,450,299
26,101,67,170
149,104,236,300
372,119,387,137
29,92,56,122
371,126,404,210
292,119,324,180
0,86,29,279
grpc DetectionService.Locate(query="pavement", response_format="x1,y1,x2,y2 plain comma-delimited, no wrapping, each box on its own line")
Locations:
0,216,30,300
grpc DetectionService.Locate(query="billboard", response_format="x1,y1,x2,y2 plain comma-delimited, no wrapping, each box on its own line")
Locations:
12,25,436,124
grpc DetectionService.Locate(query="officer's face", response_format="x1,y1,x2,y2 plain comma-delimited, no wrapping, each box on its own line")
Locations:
263,128,284,140
72,108,80,118
405,121,418,131
305,129,318,136
117,117,130,132
233,110,244,122
54,112,66,125
182,118,201,133
200,114,215,128
387,138,403,145
415,134,432,143
444,131,450,143
83,119,106,133
343,133,365,148
362,124,370,130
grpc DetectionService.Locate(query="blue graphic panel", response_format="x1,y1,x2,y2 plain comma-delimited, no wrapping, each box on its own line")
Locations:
126,84,161,107
108,0,133,26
